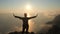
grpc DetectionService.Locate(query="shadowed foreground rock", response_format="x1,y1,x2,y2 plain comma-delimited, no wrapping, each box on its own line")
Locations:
8,31,35,34
46,15,60,34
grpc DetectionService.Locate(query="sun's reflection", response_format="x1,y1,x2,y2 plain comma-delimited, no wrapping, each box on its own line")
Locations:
27,13,34,32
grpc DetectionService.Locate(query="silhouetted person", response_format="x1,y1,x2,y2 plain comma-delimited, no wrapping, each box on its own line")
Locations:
13,13,38,34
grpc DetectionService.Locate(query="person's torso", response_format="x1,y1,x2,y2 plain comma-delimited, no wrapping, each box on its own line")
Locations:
22,18,29,25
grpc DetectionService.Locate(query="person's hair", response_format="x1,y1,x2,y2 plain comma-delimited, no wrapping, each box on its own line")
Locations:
24,13,27,17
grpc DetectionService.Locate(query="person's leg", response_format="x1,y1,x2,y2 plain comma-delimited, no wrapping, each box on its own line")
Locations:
26,25,29,34
22,26,25,34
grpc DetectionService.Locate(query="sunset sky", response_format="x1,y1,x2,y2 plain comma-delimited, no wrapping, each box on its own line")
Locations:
0,0,60,8
0,0,60,34
0,0,60,13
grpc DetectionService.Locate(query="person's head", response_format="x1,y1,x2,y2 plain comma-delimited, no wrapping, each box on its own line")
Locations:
24,13,27,17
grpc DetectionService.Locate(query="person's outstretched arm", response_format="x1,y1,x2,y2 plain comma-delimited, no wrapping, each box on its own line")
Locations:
28,14,38,19
13,14,23,19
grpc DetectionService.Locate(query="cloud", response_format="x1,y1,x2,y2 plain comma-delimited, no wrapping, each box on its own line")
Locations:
0,9,60,34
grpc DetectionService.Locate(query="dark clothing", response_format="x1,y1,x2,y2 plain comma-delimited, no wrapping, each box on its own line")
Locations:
22,18,29,26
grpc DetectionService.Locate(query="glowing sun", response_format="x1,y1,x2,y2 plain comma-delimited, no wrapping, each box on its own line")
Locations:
26,4,32,10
